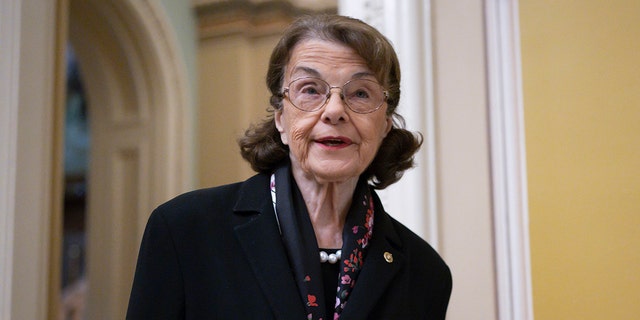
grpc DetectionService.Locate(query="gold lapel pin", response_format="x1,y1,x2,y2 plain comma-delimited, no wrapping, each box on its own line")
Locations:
383,251,393,263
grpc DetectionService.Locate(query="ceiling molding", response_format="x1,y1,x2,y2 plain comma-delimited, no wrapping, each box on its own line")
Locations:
195,0,336,39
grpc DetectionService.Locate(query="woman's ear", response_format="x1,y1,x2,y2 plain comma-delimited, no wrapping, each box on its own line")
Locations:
383,116,393,137
274,110,289,145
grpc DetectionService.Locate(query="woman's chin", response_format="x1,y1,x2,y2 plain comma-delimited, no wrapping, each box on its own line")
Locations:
305,165,362,185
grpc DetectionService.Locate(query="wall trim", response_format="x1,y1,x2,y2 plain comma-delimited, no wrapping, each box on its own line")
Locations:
4,0,59,318
0,0,21,317
484,0,534,319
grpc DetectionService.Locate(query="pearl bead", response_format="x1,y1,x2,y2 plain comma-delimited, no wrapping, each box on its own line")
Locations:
319,250,342,264
319,251,328,262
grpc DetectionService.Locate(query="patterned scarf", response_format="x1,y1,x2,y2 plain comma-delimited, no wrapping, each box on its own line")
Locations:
270,164,374,320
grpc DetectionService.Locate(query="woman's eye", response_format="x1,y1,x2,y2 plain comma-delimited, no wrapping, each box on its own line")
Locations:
353,89,371,99
301,86,320,95
350,89,371,99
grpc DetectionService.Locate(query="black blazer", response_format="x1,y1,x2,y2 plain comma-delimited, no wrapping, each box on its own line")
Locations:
127,173,452,319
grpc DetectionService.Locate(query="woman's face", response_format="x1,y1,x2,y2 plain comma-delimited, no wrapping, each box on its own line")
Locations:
275,39,392,183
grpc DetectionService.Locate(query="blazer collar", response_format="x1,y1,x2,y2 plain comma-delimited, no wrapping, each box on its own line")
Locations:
339,190,406,320
232,173,306,320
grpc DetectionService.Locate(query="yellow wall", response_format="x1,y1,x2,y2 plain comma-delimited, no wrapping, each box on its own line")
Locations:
520,1,640,319
197,28,283,188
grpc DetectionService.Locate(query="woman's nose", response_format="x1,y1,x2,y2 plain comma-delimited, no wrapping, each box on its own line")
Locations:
321,88,349,124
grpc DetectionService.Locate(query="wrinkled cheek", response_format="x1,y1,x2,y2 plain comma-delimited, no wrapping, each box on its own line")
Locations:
290,127,308,142
288,128,310,159
360,141,381,164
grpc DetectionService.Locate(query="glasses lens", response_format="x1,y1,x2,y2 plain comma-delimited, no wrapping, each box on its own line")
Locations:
285,77,387,113
343,79,386,113
288,78,329,111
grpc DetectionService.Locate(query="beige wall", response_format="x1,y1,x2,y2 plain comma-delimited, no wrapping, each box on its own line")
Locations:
197,33,264,187
520,1,640,319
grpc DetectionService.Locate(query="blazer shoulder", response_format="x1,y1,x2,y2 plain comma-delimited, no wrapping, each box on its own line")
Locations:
370,190,448,275
152,172,270,223
155,183,240,215
387,214,450,276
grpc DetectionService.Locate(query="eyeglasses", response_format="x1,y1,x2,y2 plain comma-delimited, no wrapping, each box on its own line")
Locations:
282,77,389,114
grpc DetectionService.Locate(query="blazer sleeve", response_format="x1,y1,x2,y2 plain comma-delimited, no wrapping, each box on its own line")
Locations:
126,209,185,320
427,263,453,319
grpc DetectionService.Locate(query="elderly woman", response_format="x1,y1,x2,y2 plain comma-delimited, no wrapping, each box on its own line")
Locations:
127,14,451,320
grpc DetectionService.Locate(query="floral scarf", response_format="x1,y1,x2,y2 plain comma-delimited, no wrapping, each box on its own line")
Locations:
270,164,374,320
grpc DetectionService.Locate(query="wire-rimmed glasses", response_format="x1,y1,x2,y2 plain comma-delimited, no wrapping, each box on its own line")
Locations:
282,77,389,114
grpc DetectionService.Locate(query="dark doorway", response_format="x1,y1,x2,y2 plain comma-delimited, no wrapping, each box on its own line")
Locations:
61,45,89,320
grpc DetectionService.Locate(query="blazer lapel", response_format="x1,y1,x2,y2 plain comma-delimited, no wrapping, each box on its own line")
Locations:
339,197,405,320
232,174,306,320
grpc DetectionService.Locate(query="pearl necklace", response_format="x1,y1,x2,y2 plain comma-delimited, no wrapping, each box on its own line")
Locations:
319,250,342,264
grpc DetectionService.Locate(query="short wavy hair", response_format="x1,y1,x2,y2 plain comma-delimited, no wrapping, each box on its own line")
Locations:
239,14,422,189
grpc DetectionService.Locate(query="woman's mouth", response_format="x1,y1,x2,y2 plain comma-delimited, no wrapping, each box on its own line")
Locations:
315,136,353,148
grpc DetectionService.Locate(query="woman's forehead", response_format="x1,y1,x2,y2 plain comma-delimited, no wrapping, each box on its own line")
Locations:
288,65,375,80
285,40,373,81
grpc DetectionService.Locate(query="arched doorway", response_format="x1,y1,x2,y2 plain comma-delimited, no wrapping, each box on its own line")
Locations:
64,0,193,318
